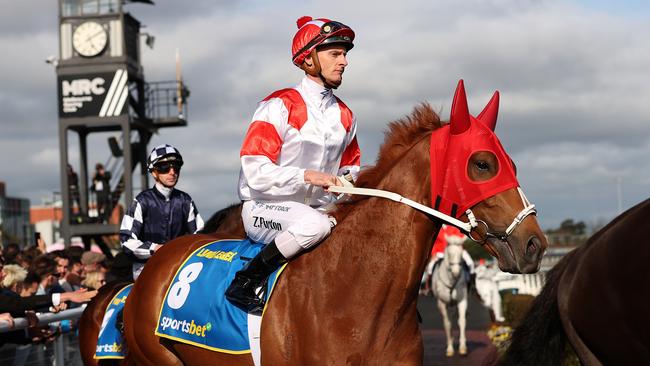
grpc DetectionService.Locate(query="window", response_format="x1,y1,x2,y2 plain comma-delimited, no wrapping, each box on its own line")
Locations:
61,0,119,17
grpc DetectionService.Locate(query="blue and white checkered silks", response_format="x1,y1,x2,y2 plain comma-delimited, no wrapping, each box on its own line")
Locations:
120,193,203,261
147,144,183,170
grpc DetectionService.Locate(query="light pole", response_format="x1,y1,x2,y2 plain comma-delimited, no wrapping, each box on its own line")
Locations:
616,176,622,215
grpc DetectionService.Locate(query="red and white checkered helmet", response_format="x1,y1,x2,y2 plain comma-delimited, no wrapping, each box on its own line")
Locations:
291,16,355,67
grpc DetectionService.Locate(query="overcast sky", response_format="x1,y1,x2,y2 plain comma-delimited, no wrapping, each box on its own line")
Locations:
1,0,649,232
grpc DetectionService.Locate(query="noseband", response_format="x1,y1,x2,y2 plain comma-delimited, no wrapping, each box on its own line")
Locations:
466,187,537,245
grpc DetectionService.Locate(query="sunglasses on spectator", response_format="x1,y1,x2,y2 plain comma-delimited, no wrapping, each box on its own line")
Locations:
50,272,61,278
154,161,183,174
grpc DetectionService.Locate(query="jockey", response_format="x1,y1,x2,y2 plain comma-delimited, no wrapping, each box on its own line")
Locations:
225,16,361,313
120,144,205,280
428,224,475,286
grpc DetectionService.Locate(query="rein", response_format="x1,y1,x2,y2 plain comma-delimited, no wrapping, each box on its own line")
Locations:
328,186,536,243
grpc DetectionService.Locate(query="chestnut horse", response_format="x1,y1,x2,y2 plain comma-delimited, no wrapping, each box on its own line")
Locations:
77,203,245,365
79,280,132,366
124,81,548,365
495,198,650,366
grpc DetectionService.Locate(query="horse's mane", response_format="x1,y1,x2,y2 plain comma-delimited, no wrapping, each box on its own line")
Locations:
334,103,443,218
355,103,443,189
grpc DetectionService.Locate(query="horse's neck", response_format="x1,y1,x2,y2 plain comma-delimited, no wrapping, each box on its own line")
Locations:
315,139,439,302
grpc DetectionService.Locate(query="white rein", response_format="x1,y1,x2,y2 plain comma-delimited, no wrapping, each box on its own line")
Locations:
327,185,536,239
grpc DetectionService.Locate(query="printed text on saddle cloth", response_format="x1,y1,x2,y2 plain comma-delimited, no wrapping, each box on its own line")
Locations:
430,80,519,218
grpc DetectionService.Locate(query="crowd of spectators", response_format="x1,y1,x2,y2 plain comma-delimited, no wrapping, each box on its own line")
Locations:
0,241,131,353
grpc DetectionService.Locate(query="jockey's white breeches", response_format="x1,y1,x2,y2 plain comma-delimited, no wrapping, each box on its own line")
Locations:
241,200,331,259
132,262,144,280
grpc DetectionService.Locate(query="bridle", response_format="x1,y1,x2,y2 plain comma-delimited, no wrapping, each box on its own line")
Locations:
465,187,537,245
327,185,536,244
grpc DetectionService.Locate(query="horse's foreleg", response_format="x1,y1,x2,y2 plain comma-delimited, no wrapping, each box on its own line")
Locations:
457,297,468,356
436,299,454,357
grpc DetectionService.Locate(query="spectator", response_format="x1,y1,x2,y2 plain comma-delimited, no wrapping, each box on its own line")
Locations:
0,258,96,315
49,251,70,290
67,164,81,219
61,249,83,292
11,251,31,269
91,163,112,222
19,272,39,297
81,271,106,291
81,251,107,277
3,243,21,265
29,256,64,313
1,264,27,293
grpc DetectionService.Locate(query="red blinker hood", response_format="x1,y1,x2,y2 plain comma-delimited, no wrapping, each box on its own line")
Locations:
430,80,519,218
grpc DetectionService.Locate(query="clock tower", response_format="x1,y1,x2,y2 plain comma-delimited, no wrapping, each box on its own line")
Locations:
56,0,188,253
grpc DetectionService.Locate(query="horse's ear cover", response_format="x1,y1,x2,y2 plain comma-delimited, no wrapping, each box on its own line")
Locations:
476,91,499,131
429,80,519,217
449,80,471,135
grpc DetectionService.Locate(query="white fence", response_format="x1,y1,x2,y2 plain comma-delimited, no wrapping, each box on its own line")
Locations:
493,271,547,296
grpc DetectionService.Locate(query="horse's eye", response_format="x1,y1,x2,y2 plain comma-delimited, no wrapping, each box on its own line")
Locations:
476,161,489,171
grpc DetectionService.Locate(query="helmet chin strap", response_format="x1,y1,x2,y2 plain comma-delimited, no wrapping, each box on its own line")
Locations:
302,49,339,89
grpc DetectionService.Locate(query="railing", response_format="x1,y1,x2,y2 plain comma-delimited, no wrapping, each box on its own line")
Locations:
494,271,547,296
145,80,189,122
0,306,86,366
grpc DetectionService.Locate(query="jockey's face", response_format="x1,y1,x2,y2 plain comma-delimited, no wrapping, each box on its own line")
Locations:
308,44,348,88
152,164,180,188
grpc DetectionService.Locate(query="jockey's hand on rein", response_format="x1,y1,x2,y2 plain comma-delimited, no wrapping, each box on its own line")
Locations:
304,170,342,188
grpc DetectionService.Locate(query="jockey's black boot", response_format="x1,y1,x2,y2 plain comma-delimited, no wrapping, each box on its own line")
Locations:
225,241,287,315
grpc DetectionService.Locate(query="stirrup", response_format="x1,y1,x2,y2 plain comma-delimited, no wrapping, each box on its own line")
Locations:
226,276,268,315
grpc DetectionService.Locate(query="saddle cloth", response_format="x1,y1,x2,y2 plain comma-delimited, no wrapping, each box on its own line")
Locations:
155,239,285,353
95,283,133,359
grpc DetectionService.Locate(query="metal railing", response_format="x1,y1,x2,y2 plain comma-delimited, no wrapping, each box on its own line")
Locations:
145,80,189,121
0,306,86,366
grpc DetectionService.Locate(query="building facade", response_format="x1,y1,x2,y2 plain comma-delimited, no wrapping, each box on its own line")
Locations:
0,182,32,247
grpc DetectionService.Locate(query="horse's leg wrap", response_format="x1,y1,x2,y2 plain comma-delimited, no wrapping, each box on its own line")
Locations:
225,240,287,315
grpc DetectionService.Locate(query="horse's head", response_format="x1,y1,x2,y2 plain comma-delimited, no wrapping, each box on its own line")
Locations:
444,236,465,278
431,80,548,274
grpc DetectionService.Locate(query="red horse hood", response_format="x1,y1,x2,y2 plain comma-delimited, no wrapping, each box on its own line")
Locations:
430,80,519,218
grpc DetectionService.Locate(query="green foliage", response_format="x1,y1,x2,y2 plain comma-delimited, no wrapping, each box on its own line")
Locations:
501,293,535,327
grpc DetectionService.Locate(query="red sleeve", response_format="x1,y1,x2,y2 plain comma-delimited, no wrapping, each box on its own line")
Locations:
240,121,283,163
340,136,361,168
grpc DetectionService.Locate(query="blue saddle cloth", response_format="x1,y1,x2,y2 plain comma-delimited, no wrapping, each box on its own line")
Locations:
155,239,285,353
95,283,133,359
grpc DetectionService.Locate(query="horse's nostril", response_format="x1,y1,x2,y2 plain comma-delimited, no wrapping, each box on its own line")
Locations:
526,236,538,257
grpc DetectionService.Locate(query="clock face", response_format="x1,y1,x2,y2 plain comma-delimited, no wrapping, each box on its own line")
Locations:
72,21,108,57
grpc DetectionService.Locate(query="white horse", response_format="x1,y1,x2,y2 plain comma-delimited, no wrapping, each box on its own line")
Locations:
431,236,469,357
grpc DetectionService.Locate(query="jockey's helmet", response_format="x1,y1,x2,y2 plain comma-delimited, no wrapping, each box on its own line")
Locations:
147,144,184,172
291,16,355,68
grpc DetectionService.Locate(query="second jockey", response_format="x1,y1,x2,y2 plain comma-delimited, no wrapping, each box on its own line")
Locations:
120,144,205,280
225,16,361,314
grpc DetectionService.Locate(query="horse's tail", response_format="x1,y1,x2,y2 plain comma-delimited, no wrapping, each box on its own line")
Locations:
198,202,243,234
496,250,578,366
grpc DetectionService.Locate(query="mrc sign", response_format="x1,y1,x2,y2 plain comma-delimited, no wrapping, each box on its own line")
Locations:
58,69,129,118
